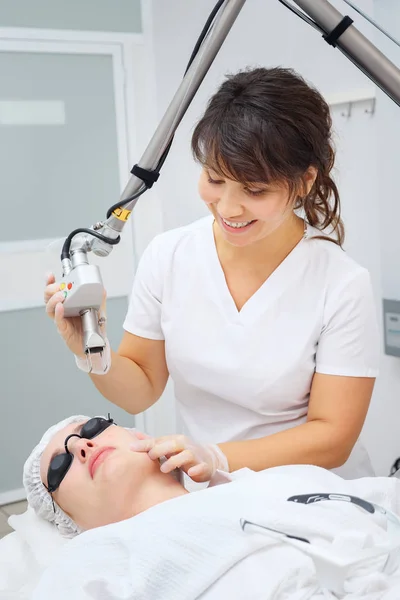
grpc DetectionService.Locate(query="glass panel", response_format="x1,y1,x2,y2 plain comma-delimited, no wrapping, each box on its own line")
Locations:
0,0,142,33
0,297,132,493
0,51,121,242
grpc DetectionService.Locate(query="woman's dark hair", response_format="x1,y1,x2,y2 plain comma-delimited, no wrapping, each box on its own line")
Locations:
191,67,344,246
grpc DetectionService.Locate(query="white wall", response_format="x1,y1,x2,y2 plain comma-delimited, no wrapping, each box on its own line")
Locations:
364,0,400,475
143,0,400,473
373,0,400,301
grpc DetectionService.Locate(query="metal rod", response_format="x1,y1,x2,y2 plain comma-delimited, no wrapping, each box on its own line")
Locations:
341,0,400,48
89,0,246,252
293,0,400,106
120,0,246,212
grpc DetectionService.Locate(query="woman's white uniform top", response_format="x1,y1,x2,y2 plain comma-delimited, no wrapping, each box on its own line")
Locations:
123,216,380,478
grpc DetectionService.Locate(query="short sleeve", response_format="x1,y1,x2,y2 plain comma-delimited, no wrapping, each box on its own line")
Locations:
316,269,380,377
123,236,164,340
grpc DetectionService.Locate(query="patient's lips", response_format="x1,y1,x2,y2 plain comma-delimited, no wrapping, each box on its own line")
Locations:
89,447,115,478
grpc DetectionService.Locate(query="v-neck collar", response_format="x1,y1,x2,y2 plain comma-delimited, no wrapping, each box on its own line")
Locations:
201,216,308,325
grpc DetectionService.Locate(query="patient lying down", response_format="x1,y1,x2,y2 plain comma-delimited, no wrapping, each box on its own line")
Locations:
24,414,188,537
24,415,400,599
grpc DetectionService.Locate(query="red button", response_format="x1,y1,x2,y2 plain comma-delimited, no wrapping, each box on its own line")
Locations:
67,283,73,290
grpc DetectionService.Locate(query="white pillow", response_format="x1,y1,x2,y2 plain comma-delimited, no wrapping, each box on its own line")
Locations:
0,506,67,599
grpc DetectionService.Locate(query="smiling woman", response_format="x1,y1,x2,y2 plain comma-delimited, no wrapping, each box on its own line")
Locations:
197,168,313,246
191,67,343,246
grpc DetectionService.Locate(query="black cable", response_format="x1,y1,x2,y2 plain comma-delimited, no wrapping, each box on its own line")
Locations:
116,0,226,208
106,185,147,219
185,0,226,74
154,0,226,179
277,0,323,33
61,228,120,261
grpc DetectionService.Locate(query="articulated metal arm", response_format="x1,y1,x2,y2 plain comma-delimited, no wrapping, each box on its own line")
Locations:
60,0,400,366
79,0,247,262
60,0,247,366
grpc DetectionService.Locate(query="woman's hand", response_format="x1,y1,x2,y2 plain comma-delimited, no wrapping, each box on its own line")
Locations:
44,272,107,357
130,434,229,483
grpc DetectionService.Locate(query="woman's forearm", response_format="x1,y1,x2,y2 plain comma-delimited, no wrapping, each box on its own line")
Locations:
89,350,159,414
218,420,350,473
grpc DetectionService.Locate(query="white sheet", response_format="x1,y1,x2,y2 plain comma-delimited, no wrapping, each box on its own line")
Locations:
0,506,66,599
31,465,400,600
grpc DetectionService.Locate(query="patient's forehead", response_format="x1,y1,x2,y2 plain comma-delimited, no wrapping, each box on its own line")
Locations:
40,420,86,479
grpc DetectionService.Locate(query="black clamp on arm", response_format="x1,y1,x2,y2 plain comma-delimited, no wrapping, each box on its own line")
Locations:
131,164,160,189
323,15,354,47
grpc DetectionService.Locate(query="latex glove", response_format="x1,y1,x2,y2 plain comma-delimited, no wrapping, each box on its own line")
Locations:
130,434,229,483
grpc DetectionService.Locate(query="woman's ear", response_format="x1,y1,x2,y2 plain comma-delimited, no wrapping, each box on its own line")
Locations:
303,166,318,195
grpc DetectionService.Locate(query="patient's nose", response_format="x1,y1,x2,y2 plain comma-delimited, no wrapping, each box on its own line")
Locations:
69,437,96,462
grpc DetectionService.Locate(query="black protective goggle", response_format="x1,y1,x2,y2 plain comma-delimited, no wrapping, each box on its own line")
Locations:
44,415,115,494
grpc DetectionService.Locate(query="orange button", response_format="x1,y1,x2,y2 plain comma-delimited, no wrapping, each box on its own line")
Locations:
67,283,72,290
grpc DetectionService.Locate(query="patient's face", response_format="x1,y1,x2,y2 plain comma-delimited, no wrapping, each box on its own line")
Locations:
40,421,158,530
